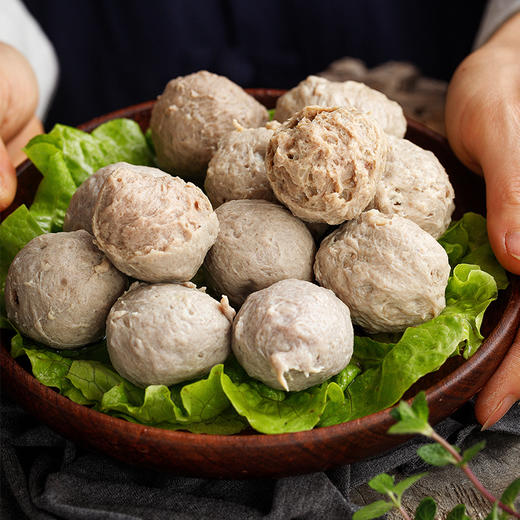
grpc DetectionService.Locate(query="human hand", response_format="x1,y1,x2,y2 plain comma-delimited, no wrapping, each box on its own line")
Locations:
0,42,42,210
445,13,520,428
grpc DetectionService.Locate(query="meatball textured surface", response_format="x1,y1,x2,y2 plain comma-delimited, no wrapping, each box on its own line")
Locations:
5,230,127,348
64,162,164,234
204,200,316,305
314,210,450,333
372,136,455,238
150,70,269,180
266,105,387,225
107,283,235,387
204,126,277,208
92,167,218,282
275,75,406,137
232,279,354,391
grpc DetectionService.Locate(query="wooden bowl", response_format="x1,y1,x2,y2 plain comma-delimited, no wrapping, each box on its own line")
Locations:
2,90,520,479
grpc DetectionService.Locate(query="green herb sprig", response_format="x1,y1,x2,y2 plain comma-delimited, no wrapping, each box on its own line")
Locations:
353,392,520,520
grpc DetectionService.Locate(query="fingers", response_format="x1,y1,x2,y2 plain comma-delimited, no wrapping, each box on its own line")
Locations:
5,115,43,166
0,43,41,211
446,44,520,274
475,329,520,429
0,42,39,143
0,137,17,211
479,106,520,274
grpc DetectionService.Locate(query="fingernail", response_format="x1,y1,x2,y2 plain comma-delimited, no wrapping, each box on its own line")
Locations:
481,395,517,431
505,231,520,260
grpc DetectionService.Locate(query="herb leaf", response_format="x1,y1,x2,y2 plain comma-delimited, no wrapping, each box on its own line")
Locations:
352,500,393,520
415,497,437,520
417,444,459,467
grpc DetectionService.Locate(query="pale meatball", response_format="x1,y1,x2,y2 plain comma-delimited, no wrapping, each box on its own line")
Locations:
275,75,406,137
372,136,455,238
232,279,354,391
266,105,387,225
64,162,164,234
204,126,277,208
92,167,218,282
107,283,235,387
204,200,316,305
150,70,269,181
5,230,127,349
314,210,450,333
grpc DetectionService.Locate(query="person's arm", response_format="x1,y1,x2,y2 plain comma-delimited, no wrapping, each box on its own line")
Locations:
445,12,520,428
0,42,42,210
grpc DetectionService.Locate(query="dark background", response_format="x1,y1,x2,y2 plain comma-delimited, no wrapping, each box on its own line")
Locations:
23,0,486,128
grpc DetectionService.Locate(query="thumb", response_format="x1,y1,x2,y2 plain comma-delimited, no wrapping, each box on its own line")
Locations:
481,128,520,275
0,137,17,211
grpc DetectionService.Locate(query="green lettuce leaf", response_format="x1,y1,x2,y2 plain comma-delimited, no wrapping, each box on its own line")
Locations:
101,382,183,425
97,364,235,427
66,360,125,402
351,336,395,371
25,120,153,187
318,363,361,427
175,365,232,423
9,333,246,434
221,373,332,434
219,357,344,434
91,119,155,170
175,408,247,435
439,212,508,289
320,264,498,426
16,344,73,392
29,152,78,232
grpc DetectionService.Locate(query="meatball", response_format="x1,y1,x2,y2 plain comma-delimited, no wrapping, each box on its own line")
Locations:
266,105,387,225
372,136,455,238
204,199,316,305
314,210,450,333
232,279,354,391
106,283,235,387
92,167,218,283
275,75,406,137
150,70,269,181
5,230,127,349
204,125,277,208
64,162,164,234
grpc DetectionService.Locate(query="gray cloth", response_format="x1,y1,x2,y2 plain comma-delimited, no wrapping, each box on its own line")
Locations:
2,387,519,520
474,0,520,48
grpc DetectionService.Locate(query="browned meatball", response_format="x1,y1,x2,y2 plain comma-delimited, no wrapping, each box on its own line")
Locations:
204,125,277,208
204,200,316,305
64,162,164,234
275,75,406,137
372,135,455,238
314,210,450,333
5,230,127,348
232,279,354,391
266,105,387,225
150,70,269,181
92,167,218,283
107,283,235,387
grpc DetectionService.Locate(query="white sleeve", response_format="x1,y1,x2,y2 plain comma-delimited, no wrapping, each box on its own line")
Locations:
0,0,59,120
474,0,520,48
